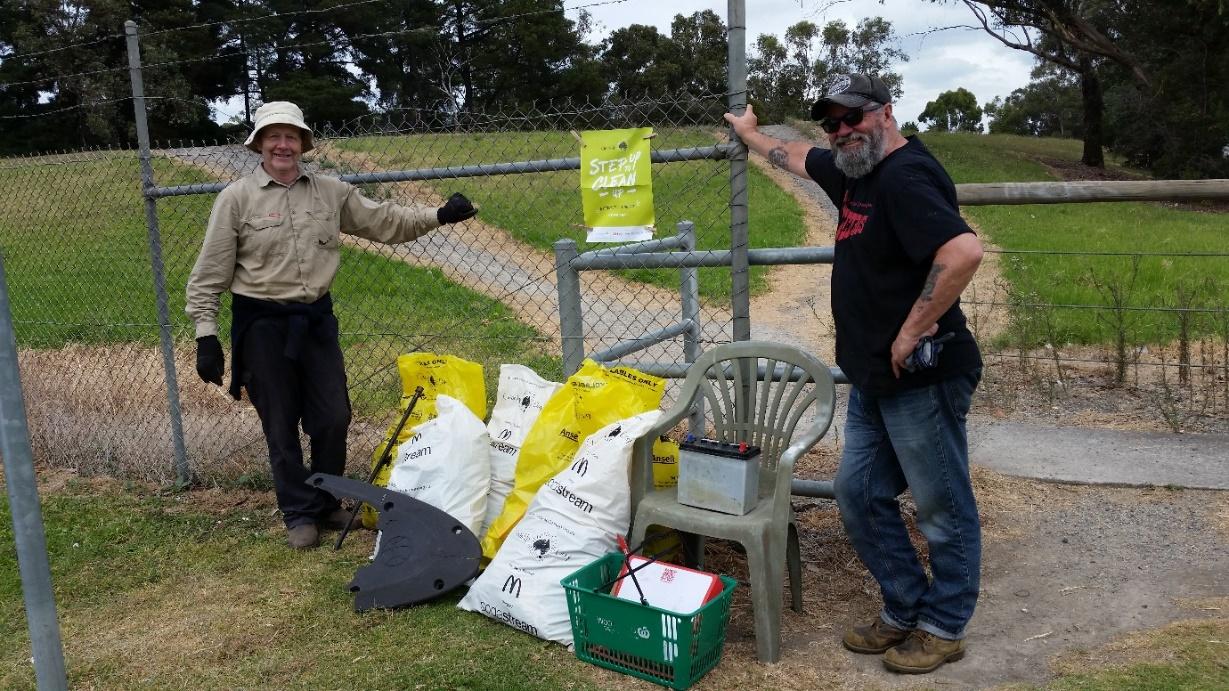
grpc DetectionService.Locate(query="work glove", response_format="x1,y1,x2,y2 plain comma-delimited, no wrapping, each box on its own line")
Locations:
903,332,955,373
195,335,224,386
437,192,478,224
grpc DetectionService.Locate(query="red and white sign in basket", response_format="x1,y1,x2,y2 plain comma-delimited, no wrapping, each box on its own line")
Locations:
611,555,724,615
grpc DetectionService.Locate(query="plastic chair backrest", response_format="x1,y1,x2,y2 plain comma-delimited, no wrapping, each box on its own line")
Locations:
632,341,835,498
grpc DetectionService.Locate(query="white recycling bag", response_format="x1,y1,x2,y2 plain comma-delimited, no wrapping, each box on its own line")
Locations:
386,394,491,537
458,410,661,646
481,365,562,538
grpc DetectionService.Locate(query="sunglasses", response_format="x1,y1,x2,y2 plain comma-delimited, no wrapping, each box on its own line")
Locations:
817,103,884,133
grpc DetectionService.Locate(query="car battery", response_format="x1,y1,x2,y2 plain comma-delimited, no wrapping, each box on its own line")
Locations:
677,437,762,515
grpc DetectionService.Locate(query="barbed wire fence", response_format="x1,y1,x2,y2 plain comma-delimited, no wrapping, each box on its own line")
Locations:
1,12,1228,489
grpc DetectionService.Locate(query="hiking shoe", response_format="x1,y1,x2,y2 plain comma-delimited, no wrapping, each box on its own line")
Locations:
883,630,966,674
842,618,911,654
287,523,319,549
318,508,363,531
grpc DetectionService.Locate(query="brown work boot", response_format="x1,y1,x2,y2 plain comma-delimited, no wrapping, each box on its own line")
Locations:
286,523,320,549
883,630,966,673
318,508,363,531
842,618,911,654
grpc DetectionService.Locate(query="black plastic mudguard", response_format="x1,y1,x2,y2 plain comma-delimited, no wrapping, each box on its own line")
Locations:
306,473,481,611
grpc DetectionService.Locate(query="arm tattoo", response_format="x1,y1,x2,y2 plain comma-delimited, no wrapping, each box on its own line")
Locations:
920,263,945,302
767,146,789,169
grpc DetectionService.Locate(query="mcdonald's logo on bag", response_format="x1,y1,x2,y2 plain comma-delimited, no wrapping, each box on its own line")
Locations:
502,574,523,598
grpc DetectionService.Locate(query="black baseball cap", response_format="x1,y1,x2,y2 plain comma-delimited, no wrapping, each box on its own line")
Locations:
810,74,892,120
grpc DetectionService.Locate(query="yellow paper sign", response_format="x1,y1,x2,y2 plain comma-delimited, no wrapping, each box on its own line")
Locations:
580,127,655,242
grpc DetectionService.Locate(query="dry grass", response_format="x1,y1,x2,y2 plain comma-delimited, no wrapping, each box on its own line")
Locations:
1048,617,1229,677
977,338,1229,435
64,575,287,683
16,342,396,486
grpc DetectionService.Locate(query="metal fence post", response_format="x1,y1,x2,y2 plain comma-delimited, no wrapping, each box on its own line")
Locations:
554,238,585,377
727,0,751,344
125,20,190,484
0,254,69,691
678,221,705,433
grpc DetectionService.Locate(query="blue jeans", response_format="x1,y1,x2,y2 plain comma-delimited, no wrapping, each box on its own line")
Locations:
834,369,981,640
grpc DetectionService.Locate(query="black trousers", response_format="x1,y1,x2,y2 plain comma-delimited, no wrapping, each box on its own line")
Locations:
242,317,352,528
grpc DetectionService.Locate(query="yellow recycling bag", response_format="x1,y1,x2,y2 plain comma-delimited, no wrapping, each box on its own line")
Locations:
479,360,665,560
360,352,486,529
652,435,680,489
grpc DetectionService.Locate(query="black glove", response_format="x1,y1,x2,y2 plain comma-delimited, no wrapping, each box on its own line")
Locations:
436,192,478,224
195,335,224,386
903,332,955,373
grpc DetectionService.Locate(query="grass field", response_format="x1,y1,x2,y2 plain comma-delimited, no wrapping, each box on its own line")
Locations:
2,132,1221,361
335,128,807,300
0,152,559,416
2,133,1227,690
921,133,1229,347
3,478,1225,689
0,479,599,690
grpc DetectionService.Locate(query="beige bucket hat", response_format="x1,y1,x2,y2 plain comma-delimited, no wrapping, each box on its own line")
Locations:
244,101,315,152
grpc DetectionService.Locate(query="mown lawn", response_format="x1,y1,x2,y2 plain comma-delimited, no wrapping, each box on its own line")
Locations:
3,480,1225,689
0,152,559,416
921,133,1229,346
0,479,600,689
333,128,806,300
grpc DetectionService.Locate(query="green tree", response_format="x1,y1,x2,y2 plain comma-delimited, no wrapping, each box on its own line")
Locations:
245,0,371,128
952,0,1229,175
983,69,1081,137
455,0,595,111
747,33,806,121
747,16,907,123
919,87,984,132
812,17,908,101
670,10,727,95
0,0,239,152
341,0,444,115
600,24,683,99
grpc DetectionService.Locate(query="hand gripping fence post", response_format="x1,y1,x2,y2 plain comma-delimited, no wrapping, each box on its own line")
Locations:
0,254,69,691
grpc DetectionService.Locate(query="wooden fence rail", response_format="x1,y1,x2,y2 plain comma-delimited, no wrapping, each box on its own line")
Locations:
957,179,1229,206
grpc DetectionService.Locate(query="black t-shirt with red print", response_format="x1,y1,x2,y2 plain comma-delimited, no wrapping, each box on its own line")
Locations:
804,136,981,394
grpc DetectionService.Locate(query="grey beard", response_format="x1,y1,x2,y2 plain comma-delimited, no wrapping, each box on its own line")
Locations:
832,128,886,178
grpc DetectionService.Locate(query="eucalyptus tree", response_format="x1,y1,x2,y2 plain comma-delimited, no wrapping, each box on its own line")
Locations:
919,87,984,132
746,16,907,122
0,0,239,151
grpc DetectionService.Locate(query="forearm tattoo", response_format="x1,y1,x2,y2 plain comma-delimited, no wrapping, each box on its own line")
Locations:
768,146,789,169
920,263,945,303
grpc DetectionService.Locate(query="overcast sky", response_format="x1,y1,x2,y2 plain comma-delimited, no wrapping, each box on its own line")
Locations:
577,0,1038,127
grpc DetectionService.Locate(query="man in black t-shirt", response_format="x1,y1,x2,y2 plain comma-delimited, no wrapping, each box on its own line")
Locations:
725,74,984,674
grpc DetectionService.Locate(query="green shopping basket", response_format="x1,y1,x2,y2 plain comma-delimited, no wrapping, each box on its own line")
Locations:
561,552,737,690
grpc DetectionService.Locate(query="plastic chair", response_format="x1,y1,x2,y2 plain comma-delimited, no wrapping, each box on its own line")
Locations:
629,340,836,663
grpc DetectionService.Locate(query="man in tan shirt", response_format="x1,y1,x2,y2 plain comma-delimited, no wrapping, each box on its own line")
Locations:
186,101,477,549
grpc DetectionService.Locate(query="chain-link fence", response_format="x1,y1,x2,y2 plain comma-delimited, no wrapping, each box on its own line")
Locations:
6,99,1229,487
4,9,1229,488
6,114,1229,486
0,90,769,484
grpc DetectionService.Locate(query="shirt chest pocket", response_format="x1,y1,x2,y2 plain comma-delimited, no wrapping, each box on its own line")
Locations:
239,213,287,258
305,209,339,250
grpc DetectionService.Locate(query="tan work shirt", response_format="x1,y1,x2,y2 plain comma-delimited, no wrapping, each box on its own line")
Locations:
186,164,440,338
